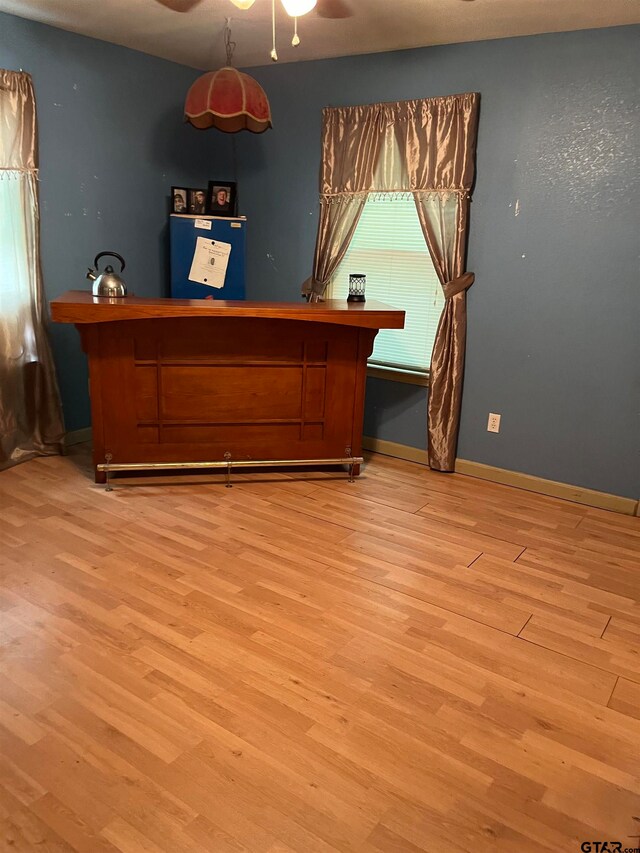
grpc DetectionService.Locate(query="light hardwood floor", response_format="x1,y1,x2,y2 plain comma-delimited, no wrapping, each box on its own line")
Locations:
0,447,639,852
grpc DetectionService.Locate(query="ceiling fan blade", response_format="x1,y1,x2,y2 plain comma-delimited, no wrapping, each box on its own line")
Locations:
154,0,205,12
315,0,353,19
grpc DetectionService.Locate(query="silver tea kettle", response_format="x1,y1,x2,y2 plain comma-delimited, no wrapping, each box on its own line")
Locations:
87,251,127,297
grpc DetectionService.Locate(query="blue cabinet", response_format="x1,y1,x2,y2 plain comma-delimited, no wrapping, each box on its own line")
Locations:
170,214,246,300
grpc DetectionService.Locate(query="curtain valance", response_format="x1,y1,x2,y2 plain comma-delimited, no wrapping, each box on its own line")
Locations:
320,93,479,196
0,71,37,173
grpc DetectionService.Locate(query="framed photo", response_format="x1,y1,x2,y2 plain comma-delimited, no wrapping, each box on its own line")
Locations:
207,181,237,216
171,186,189,214
187,187,208,215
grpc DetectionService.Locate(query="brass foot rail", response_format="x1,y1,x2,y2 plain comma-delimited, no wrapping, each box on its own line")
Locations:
97,455,364,491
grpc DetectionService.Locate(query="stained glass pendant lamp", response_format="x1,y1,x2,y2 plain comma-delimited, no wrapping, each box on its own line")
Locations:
184,22,272,134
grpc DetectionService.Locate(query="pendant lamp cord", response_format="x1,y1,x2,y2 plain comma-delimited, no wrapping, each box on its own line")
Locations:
271,0,278,61
224,17,236,66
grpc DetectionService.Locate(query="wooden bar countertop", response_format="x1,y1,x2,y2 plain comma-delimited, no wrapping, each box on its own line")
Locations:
50,291,405,330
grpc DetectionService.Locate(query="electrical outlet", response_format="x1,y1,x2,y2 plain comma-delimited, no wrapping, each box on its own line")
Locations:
487,413,501,433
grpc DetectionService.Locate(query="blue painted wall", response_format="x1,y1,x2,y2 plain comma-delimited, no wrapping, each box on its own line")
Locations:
1,15,637,497
234,26,640,498
0,12,232,431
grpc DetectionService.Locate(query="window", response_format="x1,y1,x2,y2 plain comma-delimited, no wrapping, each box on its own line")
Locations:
330,196,444,379
1,176,34,320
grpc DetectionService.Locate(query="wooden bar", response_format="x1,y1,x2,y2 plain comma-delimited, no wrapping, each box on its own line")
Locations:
51,292,405,483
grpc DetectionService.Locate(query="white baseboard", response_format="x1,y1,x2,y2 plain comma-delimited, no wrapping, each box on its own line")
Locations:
362,435,639,516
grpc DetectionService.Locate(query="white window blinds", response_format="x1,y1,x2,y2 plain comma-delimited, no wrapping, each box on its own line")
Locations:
331,197,444,374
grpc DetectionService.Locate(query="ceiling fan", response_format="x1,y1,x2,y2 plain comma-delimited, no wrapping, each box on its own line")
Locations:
155,0,353,18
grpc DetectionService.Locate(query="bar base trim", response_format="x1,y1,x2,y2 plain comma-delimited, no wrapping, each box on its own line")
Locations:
97,456,364,490
97,457,363,473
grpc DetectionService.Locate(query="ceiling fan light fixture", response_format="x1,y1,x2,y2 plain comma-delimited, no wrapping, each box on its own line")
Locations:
229,0,256,8
280,0,317,17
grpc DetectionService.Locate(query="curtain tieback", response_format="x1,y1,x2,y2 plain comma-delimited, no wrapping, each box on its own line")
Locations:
301,275,326,297
443,272,474,300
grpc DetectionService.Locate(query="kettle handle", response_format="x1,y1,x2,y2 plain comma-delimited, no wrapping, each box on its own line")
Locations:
94,251,125,272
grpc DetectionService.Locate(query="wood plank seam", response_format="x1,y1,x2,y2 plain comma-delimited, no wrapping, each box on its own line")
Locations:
606,675,621,709
514,633,638,684
517,614,533,638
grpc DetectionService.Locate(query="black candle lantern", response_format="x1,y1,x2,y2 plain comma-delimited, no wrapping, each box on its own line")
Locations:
348,273,366,302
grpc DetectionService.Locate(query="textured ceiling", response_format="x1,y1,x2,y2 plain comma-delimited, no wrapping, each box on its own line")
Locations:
1,0,638,69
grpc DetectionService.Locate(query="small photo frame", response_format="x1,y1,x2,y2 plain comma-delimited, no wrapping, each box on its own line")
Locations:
171,186,189,214
207,181,237,216
187,188,208,215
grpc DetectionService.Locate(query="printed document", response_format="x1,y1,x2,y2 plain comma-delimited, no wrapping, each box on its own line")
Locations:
188,236,232,289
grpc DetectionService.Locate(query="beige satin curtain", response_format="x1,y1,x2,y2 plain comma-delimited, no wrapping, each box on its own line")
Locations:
414,191,475,471
303,105,387,298
305,93,479,470
0,70,64,470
